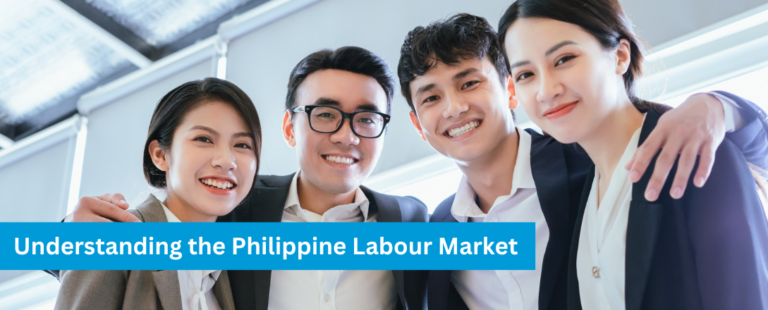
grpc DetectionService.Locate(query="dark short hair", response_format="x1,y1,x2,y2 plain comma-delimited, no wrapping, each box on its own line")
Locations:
498,0,647,107
398,13,510,113
285,46,395,114
143,77,262,188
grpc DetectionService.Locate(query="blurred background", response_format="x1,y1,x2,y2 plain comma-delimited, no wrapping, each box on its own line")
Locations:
1,0,768,308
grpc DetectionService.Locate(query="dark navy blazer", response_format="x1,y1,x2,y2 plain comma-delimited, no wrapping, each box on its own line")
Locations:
220,173,430,310
428,91,768,310
566,107,768,310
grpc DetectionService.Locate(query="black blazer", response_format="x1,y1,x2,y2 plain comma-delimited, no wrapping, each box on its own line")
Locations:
428,91,768,310
219,173,429,310
566,108,768,310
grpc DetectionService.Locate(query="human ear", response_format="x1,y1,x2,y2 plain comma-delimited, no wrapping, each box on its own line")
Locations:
506,76,519,110
615,39,632,75
148,140,169,172
282,110,296,147
409,111,427,141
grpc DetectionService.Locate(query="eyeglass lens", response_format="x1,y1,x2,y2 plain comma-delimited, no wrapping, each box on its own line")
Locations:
309,106,385,137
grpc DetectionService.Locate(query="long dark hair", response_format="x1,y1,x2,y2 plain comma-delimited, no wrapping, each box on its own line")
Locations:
143,77,262,188
498,0,666,113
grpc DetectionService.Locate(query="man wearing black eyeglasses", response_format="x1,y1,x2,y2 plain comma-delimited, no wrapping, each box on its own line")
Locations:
56,46,428,310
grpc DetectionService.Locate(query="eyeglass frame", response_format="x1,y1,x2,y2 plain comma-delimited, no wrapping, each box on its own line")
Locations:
291,105,392,139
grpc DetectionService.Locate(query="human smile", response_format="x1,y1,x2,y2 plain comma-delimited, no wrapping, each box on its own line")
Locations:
322,154,359,165
199,177,237,193
444,119,482,139
543,101,578,120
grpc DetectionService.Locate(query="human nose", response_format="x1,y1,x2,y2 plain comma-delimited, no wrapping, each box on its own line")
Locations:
535,69,564,104
329,117,361,145
212,144,237,171
441,92,469,119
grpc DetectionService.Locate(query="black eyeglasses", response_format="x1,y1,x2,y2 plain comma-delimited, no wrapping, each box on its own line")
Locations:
292,105,391,138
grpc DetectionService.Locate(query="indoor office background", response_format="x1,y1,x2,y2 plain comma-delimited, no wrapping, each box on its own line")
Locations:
1,0,768,308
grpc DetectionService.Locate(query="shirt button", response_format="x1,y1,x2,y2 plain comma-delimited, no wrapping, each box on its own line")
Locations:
324,294,331,302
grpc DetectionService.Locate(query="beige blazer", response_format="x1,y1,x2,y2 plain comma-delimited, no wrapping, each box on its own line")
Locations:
55,195,236,310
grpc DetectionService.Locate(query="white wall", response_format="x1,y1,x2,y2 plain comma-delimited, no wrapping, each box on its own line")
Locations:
225,0,524,177
0,137,74,222
620,0,768,46
78,60,213,203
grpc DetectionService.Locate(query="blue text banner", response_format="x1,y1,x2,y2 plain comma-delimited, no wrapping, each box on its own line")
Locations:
2,222,535,270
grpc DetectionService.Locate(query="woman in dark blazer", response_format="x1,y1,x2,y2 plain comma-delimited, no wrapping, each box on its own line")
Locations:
500,0,768,309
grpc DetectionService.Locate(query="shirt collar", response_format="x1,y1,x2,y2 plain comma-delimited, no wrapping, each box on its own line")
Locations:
161,202,222,282
450,127,536,222
284,170,371,221
161,201,181,223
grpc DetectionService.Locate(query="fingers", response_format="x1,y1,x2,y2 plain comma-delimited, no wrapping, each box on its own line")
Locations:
628,128,665,182
97,193,129,210
693,140,716,188
643,135,684,201
72,196,141,223
669,141,702,199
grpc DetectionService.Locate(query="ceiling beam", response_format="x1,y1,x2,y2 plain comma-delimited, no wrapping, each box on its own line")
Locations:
44,0,152,68
0,133,13,149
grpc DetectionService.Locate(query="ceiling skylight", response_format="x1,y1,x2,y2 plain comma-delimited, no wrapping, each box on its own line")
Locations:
0,0,131,125
86,0,250,47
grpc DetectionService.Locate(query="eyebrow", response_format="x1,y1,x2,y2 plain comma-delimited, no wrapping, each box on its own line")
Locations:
415,84,436,97
190,125,253,139
414,67,481,97
545,40,578,56
314,97,381,112
453,68,480,81
509,40,579,70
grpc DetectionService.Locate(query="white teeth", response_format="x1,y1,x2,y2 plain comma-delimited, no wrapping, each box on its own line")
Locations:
448,121,479,137
200,178,234,190
325,155,354,164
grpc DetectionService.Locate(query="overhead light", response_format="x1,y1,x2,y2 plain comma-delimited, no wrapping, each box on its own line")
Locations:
0,0,131,125
86,0,250,47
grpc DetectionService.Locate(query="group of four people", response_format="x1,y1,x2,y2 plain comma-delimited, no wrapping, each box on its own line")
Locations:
51,0,768,309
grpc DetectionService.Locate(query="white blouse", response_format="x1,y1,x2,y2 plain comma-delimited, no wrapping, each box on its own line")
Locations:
576,116,645,310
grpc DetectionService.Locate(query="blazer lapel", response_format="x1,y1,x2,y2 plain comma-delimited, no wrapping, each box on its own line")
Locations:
363,189,408,309
529,134,573,310
566,168,595,310
229,174,293,310
625,200,663,310
366,188,403,223
625,110,665,310
152,270,183,310
213,271,236,310
250,185,290,310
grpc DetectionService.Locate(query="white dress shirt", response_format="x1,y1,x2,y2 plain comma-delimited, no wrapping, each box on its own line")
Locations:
268,171,397,310
161,203,222,310
450,129,550,310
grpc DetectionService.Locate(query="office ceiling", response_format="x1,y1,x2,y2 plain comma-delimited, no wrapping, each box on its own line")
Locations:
0,0,269,144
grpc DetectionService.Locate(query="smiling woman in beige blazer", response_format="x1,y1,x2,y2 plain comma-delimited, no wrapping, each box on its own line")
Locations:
55,78,263,310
